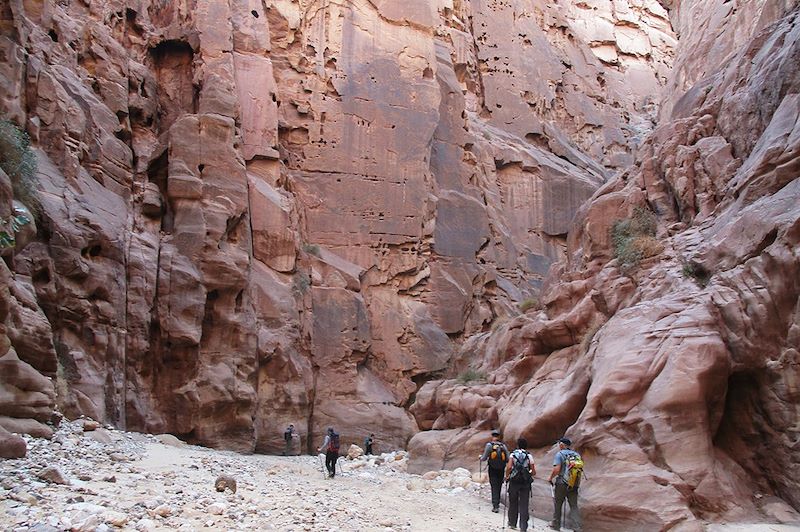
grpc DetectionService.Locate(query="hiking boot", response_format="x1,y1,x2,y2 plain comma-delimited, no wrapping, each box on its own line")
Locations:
548,522,560,531
508,526,517,530
491,507,499,513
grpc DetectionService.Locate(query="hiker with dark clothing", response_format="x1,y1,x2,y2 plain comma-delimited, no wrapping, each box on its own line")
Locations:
317,427,340,478
479,429,508,513
283,424,296,456
364,433,374,455
505,437,535,531
547,437,583,531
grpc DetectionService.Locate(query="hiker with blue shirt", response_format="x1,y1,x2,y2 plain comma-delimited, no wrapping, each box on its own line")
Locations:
547,437,583,531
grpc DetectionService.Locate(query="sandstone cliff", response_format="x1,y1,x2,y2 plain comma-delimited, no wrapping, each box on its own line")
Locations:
0,0,798,529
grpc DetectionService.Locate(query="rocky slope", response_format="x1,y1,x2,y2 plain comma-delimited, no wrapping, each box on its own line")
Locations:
407,0,800,530
1,0,799,530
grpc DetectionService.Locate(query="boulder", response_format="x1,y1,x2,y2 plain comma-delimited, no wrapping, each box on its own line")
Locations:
0,425,25,458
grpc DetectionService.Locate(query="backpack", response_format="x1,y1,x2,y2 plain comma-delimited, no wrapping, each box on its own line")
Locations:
563,450,584,488
284,429,292,442
327,432,340,453
508,450,533,485
487,442,508,470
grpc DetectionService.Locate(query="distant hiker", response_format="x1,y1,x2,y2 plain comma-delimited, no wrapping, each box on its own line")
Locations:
283,424,296,456
547,437,583,531
317,427,340,478
364,433,374,455
479,429,508,513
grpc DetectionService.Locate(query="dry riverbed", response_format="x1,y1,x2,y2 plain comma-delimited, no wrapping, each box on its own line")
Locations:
2,420,796,532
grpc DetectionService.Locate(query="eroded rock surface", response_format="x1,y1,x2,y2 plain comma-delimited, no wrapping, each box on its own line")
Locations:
0,0,673,450
0,0,798,529
408,2,800,530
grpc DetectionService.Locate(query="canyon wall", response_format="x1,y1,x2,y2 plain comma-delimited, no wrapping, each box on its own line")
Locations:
1,0,799,529
408,0,800,530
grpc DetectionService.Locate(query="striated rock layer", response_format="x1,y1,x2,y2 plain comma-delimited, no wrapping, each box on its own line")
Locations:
0,0,798,528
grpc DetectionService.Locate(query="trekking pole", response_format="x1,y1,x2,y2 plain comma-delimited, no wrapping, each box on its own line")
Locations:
502,478,508,531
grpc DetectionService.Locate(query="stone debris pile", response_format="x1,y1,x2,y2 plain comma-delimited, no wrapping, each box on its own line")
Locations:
0,420,501,531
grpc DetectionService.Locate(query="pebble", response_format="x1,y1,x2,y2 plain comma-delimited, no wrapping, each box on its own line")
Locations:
36,466,69,485
0,418,487,531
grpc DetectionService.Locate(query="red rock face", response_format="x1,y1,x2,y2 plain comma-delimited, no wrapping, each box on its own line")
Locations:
0,0,798,527
407,1,800,528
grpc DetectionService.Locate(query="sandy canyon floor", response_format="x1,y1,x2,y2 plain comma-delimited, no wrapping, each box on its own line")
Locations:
1,420,798,532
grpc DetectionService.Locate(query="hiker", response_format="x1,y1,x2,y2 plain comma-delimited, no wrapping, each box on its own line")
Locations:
317,427,340,478
364,433,374,455
505,437,535,531
283,424,296,456
479,429,509,513
547,437,583,531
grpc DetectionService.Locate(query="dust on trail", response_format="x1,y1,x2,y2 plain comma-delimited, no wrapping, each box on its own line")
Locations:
0,420,556,531
2,421,794,531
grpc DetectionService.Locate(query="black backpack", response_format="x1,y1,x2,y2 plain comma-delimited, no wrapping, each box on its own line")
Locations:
509,450,533,485
328,432,340,453
487,442,508,470
284,429,292,442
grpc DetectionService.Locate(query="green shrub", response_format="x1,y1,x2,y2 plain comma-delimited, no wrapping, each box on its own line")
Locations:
491,315,508,331
518,297,539,312
611,207,662,272
682,260,711,287
456,368,487,384
302,243,320,256
0,119,39,216
0,209,32,249
292,271,311,294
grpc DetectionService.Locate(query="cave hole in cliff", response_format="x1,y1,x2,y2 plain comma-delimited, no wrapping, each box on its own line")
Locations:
235,290,244,312
146,149,173,233
48,29,58,42
81,243,103,259
251,10,259,18
88,286,110,302
115,111,131,144
150,39,197,132
200,290,220,342
221,214,245,246
712,371,781,502
32,267,51,285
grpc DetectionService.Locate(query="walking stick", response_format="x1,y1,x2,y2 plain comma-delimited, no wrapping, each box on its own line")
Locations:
502,478,508,530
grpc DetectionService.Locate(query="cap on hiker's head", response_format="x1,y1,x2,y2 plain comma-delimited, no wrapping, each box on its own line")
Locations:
558,437,572,446
491,429,501,436
327,427,334,433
